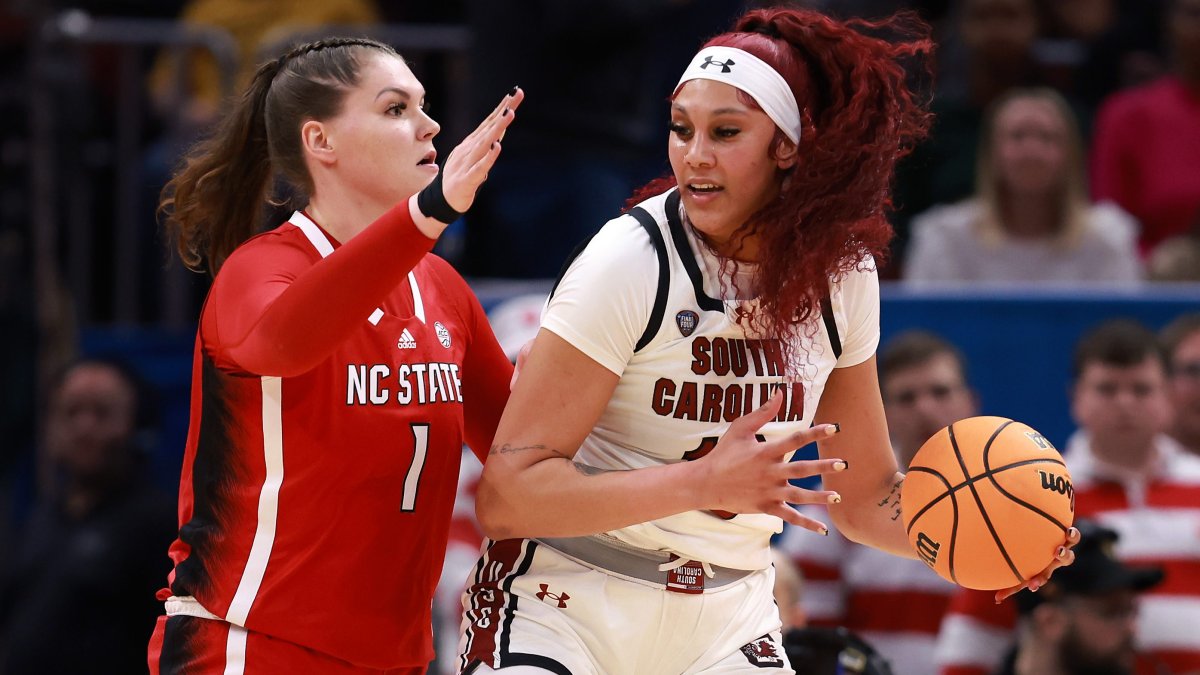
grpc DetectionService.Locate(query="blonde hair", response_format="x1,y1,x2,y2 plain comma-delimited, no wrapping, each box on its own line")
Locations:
973,87,1090,250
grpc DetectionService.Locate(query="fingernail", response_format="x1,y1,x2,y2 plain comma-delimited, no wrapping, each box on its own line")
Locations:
818,525,829,536
1056,546,1067,557
1030,582,1040,592
508,85,519,96
827,493,841,504
832,460,848,472
832,422,841,434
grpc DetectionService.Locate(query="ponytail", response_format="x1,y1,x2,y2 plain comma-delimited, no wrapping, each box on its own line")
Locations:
160,37,397,273
160,59,279,273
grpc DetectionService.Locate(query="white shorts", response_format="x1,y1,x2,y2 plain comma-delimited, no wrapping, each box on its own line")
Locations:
456,538,792,675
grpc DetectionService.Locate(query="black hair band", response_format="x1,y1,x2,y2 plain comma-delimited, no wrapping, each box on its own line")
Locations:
416,172,464,224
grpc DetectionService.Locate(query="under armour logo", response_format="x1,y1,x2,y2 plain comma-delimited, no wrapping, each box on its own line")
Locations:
700,56,735,73
535,583,570,608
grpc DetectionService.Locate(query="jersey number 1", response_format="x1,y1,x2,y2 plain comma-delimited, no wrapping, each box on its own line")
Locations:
401,423,430,512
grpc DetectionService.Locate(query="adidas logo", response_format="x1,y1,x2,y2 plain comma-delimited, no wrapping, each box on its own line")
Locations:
397,328,417,350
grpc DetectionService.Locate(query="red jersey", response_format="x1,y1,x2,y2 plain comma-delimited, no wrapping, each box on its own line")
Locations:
161,204,512,669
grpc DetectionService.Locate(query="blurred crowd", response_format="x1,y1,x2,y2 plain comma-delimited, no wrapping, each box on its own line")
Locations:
0,0,1199,673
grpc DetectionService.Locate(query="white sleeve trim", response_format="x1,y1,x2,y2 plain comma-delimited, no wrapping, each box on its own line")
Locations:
833,258,880,368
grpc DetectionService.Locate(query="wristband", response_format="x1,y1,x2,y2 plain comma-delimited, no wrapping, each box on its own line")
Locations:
416,172,464,224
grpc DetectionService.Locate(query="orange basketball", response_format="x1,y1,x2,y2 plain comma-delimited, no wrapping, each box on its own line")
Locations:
900,416,1075,590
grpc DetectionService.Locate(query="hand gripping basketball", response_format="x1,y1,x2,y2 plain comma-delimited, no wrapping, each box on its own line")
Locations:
900,416,1080,600
691,390,846,534
439,87,524,214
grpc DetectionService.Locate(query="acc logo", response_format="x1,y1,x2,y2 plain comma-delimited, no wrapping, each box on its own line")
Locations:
739,635,785,668
676,310,699,337
434,321,451,348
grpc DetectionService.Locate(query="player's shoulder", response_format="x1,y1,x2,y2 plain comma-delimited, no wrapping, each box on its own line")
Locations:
570,197,669,272
832,253,879,296
215,222,318,281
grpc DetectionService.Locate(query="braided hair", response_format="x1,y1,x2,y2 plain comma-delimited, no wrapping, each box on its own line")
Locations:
161,37,398,272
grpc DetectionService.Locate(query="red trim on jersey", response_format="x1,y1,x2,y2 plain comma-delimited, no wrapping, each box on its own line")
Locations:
462,539,529,669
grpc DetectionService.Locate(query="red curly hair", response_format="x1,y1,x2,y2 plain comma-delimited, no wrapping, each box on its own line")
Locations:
630,7,933,364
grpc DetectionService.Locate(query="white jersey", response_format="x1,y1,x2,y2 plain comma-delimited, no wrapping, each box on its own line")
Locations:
542,188,880,570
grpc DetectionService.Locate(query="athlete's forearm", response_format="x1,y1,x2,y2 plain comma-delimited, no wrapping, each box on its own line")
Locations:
223,197,436,376
830,470,917,559
476,445,706,540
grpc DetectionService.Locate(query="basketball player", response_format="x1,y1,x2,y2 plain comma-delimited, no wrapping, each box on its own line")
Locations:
146,38,521,673
776,331,975,674
458,8,1078,674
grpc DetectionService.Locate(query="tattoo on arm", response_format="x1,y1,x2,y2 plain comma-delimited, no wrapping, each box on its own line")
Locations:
488,443,571,460
572,461,613,476
877,477,904,521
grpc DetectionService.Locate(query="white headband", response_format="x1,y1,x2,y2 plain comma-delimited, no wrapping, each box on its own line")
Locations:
676,46,802,145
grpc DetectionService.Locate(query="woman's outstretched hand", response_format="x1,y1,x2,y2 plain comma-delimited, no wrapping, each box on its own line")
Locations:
994,526,1081,602
691,390,847,534
441,87,524,213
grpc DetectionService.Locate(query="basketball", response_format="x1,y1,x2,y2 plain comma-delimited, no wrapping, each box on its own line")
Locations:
900,416,1075,590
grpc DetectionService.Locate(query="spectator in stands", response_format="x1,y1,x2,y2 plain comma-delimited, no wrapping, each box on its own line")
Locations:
1033,0,1167,110
1147,234,1200,281
0,358,175,674
997,520,1164,675
936,319,1200,675
890,0,1042,267
1091,0,1200,256
1162,313,1200,456
877,331,979,467
905,88,1141,284
772,548,807,633
777,330,973,675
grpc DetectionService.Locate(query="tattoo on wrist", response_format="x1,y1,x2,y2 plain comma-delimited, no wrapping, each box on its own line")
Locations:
877,477,904,521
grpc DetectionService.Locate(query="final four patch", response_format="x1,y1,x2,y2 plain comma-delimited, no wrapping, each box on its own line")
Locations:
676,310,699,337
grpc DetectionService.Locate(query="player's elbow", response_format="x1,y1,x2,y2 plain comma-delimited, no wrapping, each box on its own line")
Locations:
829,505,873,545
475,474,521,541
